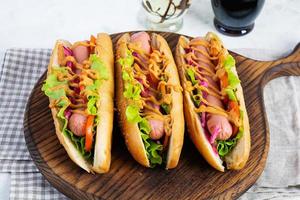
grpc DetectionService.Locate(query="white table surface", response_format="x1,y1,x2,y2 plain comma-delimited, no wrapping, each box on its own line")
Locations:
0,0,300,199
0,0,299,57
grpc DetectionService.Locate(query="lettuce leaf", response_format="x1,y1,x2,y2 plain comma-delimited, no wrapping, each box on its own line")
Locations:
89,54,109,80
85,79,101,115
122,71,131,81
118,49,134,67
139,118,151,133
227,71,240,88
186,68,198,85
125,105,142,123
87,96,97,115
85,79,101,92
223,55,240,89
217,130,243,157
123,83,141,101
225,87,237,101
139,119,163,166
64,129,93,161
223,54,235,70
42,74,67,100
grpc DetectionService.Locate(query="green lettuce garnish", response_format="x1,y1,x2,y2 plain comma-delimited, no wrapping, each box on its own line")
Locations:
186,68,198,85
87,96,97,115
122,71,131,81
42,74,67,100
223,54,235,69
125,105,143,123
85,79,101,92
118,49,134,67
90,54,109,80
223,55,240,89
217,128,243,157
85,79,101,115
64,129,93,161
139,118,151,133
139,119,163,166
224,87,237,101
123,83,142,101
85,54,110,115
42,72,94,161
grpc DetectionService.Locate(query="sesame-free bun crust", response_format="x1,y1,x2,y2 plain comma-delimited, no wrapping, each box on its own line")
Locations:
92,33,114,173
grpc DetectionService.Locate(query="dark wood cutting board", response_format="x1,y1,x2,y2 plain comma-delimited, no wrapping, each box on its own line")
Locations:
24,31,300,200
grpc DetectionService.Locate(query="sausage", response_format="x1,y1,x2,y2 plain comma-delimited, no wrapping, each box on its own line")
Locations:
149,119,164,140
68,113,87,136
73,45,89,64
146,100,164,139
206,96,232,140
130,32,151,54
146,101,160,111
191,38,232,141
131,32,165,140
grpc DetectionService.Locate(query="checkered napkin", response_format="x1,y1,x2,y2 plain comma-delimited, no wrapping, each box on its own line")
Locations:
0,49,68,199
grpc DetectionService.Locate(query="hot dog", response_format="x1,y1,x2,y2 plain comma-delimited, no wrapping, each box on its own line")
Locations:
42,33,114,173
175,32,250,171
192,37,233,141
116,32,184,169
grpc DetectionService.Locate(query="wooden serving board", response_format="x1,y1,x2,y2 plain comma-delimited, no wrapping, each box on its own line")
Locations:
24,31,300,200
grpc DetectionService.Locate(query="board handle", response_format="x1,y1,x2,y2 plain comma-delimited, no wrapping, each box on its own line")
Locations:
233,42,300,87
261,62,300,86
260,43,300,85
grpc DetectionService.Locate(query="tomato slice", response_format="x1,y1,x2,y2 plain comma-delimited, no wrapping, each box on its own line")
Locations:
85,115,95,152
228,101,240,127
228,101,239,115
220,73,228,89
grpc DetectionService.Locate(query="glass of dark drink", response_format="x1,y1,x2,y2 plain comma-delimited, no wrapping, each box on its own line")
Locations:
211,0,265,36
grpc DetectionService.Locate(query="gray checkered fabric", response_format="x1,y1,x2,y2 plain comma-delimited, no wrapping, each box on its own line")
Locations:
0,49,69,199
0,160,39,172
10,173,68,200
0,48,51,161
